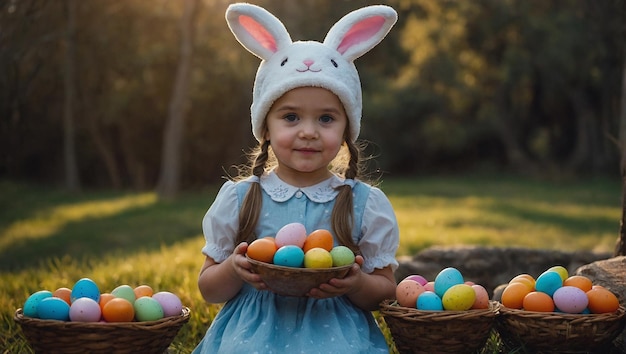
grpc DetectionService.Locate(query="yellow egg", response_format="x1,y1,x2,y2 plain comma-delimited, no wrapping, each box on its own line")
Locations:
304,248,333,268
547,265,568,282
442,284,476,311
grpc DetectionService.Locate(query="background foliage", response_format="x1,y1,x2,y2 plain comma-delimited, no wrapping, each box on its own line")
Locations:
1,0,624,190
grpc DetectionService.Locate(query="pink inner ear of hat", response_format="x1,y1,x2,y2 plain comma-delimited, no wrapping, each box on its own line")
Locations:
337,16,386,54
239,15,277,52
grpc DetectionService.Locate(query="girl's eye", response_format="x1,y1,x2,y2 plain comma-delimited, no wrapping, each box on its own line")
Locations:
319,115,334,123
283,113,298,122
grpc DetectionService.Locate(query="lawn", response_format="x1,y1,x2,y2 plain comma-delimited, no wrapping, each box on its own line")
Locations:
0,175,621,353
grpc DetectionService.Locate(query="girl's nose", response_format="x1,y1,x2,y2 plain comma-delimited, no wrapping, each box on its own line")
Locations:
298,120,318,139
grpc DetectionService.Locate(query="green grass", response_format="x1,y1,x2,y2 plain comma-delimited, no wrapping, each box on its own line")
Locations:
0,175,621,353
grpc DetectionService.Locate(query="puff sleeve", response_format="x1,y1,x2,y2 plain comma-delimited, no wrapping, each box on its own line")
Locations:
358,186,399,274
201,181,240,263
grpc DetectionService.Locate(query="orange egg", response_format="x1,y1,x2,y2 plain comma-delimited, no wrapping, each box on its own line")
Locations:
99,293,115,312
510,274,536,291
134,284,154,298
303,229,334,253
53,287,72,305
563,275,593,292
247,238,278,263
102,297,135,322
523,291,555,312
586,287,620,314
501,282,532,309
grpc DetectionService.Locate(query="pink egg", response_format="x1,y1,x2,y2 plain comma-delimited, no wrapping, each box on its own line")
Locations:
152,291,183,317
471,284,490,309
396,279,426,308
553,286,588,314
69,297,101,322
424,281,435,292
275,223,307,248
404,274,428,286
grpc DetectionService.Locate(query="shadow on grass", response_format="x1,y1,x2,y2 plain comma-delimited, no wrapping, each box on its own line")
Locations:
0,181,218,272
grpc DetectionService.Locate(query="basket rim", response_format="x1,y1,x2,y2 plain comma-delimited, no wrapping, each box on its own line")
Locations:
379,298,499,321
14,306,190,328
498,303,626,321
246,255,353,273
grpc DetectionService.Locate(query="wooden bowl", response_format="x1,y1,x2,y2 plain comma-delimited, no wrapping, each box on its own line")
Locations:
246,256,352,297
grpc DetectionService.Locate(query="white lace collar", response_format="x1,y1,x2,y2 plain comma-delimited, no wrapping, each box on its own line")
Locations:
250,170,353,203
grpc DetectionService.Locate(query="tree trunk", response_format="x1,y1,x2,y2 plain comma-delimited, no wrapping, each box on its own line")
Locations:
86,113,122,189
565,89,592,172
156,0,199,199
63,0,80,191
616,49,626,257
492,88,536,172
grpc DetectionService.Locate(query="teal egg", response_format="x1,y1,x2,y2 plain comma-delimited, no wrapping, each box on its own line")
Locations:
134,296,164,322
417,291,443,311
535,271,563,297
23,290,53,318
37,297,70,321
71,278,100,303
434,267,464,298
273,245,304,267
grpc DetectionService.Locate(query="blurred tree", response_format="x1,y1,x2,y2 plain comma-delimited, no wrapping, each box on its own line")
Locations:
372,0,623,176
63,0,80,191
617,50,626,257
0,0,623,188
156,0,200,199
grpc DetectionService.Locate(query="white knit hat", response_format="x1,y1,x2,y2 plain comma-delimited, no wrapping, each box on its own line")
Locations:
225,3,397,142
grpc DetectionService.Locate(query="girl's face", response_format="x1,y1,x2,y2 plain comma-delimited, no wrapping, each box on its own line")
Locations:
265,86,348,187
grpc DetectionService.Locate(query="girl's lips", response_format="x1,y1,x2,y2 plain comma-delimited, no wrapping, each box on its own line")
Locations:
295,148,319,153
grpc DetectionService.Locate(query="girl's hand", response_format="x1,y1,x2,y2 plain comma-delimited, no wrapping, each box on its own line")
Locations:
231,242,267,291
305,255,365,299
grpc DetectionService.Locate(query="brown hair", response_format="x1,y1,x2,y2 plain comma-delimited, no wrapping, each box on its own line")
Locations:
234,135,365,255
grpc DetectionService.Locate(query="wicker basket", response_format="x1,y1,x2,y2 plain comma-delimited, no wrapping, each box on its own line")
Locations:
379,299,499,354
247,256,352,297
14,306,190,354
497,305,626,353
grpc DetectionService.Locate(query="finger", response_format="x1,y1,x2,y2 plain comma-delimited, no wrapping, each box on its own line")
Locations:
235,242,249,255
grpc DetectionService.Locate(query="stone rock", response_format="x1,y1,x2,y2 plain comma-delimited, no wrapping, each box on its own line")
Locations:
576,256,626,302
396,246,610,296
576,256,626,351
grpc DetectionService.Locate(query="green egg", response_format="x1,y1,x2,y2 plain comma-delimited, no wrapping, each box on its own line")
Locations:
330,246,355,267
133,296,164,322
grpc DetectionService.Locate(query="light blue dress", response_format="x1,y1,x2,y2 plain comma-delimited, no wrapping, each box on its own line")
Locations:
193,171,399,353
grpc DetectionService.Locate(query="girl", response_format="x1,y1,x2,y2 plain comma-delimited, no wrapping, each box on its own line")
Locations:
193,3,399,353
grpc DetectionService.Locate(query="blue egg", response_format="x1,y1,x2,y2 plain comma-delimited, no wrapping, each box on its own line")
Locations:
273,245,304,267
71,277,100,303
23,290,53,318
417,291,443,311
37,297,70,321
434,267,464,298
535,271,562,297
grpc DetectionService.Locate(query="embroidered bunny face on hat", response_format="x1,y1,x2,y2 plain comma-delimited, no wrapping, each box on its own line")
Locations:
225,3,397,142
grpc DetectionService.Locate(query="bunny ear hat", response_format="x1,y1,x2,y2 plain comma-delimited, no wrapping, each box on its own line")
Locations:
225,3,398,142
